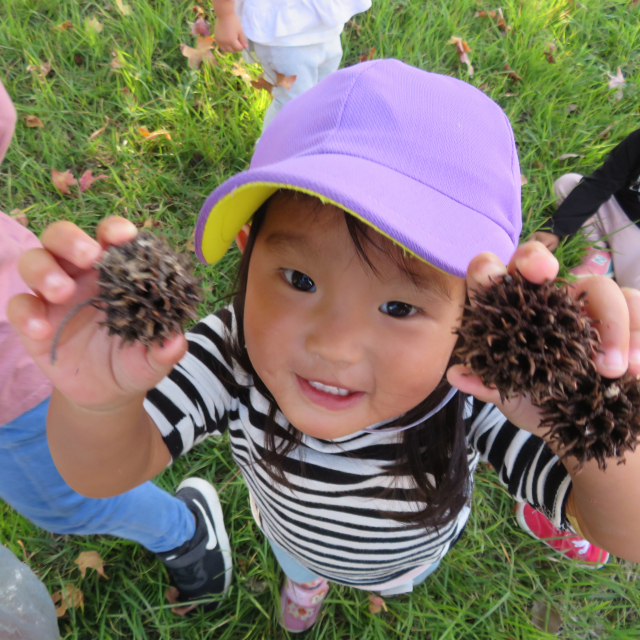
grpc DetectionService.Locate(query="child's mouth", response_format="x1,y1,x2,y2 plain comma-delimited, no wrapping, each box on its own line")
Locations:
296,375,364,410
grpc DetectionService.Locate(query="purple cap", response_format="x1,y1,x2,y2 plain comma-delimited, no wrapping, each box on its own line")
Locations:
195,59,522,277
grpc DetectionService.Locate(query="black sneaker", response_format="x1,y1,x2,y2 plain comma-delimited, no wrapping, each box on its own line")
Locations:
157,478,232,610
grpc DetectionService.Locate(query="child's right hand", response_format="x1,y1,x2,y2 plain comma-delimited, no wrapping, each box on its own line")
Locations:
6,217,188,413
529,230,560,251
214,13,248,53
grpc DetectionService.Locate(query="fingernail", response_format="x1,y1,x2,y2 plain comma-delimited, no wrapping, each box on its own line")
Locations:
630,349,640,367
596,349,625,372
74,240,101,265
45,273,69,294
478,262,506,286
26,318,47,337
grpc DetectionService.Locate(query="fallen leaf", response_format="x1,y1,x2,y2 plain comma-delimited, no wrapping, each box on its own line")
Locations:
24,115,44,127
52,584,84,617
89,118,110,141
86,17,104,33
115,0,132,16
180,36,216,69
10,210,28,227
138,126,171,141
566,104,578,113
53,20,74,31
245,576,267,594
74,53,84,67
557,152,583,162
275,72,297,90
347,19,361,37
51,169,77,195
110,50,126,69
531,599,562,634
27,62,52,79
74,550,108,579
495,8,510,32
607,67,625,101
79,170,108,192
359,47,376,63
190,17,210,37
230,62,251,83
165,586,198,616
598,122,616,139
368,594,388,614
475,9,510,32
192,5,204,16
251,74,274,93
533,160,545,169
503,63,522,82
449,37,473,76
142,218,162,229
544,42,557,64
122,87,136,105
520,174,528,186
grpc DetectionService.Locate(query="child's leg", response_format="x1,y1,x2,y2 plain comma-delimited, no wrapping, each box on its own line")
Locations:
269,539,329,633
0,398,194,553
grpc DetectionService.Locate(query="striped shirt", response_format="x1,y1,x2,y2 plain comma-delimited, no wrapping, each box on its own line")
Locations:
144,307,572,587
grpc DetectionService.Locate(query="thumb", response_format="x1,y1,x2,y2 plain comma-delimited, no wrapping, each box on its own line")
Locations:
239,31,249,49
146,333,188,374
446,364,503,405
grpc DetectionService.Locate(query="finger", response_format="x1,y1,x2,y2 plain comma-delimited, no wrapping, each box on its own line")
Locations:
96,216,137,250
6,293,54,342
573,276,629,378
147,334,188,371
18,248,77,304
623,287,640,375
466,252,507,303
41,221,102,273
507,241,559,284
239,33,249,49
446,364,503,405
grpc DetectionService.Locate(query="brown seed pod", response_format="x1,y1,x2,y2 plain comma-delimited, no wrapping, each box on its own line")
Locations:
455,271,640,469
51,231,201,362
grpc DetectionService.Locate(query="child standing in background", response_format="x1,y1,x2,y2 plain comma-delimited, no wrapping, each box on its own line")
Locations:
9,61,640,633
213,0,371,129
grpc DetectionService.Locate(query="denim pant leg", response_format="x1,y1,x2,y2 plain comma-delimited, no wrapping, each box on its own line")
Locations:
0,398,195,553
269,538,320,584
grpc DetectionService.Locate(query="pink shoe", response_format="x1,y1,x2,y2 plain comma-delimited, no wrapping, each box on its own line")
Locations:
279,576,329,633
571,248,614,278
515,503,609,568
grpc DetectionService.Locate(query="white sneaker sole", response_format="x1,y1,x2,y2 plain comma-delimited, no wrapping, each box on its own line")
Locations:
178,477,233,593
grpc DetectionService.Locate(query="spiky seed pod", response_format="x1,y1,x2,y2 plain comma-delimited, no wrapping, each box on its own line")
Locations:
50,232,201,363
455,271,640,470
94,231,201,346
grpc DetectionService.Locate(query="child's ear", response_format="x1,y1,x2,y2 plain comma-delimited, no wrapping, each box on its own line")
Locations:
235,224,251,254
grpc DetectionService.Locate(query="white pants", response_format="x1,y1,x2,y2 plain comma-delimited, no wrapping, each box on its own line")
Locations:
555,173,640,290
248,36,343,130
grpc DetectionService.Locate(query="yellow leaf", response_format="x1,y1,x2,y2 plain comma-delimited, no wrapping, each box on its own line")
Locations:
25,115,44,128
138,126,171,141
74,550,108,579
115,0,132,16
275,72,297,90
53,20,74,31
367,594,388,614
86,17,104,33
51,168,77,195
52,584,84,617
180,36,217,70
89,118,110,141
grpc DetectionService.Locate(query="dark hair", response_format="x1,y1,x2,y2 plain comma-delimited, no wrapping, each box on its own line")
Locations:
224,190,471,530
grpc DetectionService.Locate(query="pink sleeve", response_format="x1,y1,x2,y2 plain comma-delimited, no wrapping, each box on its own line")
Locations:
0,80,16,168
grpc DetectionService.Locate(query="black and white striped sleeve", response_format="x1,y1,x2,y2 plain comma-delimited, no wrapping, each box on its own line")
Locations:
143,309,241,462
467,402,573,530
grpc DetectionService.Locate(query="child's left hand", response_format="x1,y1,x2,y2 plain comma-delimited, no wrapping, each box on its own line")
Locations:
447,241,640,443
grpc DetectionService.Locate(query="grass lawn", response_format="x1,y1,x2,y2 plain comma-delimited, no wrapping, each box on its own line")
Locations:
2,0,640,638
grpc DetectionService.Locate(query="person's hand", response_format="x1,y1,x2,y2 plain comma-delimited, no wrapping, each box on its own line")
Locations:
6,217,188,413
446,241,640,439
214,12,248,53
529,230,560,251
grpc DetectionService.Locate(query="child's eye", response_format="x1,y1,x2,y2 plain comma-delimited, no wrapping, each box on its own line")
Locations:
379,301,418,318
282,269,316,292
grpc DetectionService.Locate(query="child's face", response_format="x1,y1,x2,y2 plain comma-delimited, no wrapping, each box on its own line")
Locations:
243,196,467,440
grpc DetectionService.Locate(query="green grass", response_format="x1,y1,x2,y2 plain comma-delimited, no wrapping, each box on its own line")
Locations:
1,0,640,638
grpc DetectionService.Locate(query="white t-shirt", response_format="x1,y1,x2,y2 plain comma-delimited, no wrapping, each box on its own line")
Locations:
234,0,372,46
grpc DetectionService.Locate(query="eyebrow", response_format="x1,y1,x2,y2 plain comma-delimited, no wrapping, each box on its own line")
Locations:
263,231,319,256
396,264,454,300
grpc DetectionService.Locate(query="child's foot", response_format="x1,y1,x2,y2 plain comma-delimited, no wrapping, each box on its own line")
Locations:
280,576,329,633
515,503,609,568
157,478,232,610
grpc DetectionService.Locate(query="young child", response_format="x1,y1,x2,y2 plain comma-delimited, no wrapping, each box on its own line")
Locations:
8,61,640,632
213,0,371,130
532,128,640,289
0,80,230,609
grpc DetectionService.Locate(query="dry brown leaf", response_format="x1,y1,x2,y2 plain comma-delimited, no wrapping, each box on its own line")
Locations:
598,122,616,139
86,17,104,33
544,42,557,64
503,64,522,82
110,50,126,69
359,47,376,63
115,0,132,16
533,160,545,169
52,169,77,195
74,53,84,67
25,115,44,128
607,67,625,101
531,599,562,634
180,36,216,69
138,126,171,141
251,74,274,93
275,72,297,90
368,594,388,615
520,174,528,186
475,9,510,32
495,8,510,31
74,550,108,579
27,62,52,79
557,152,583,162
566,104,578,113
347,19,361,36
190,17,211,37
449,37,473,76
89,118,110,141
52,584,84,617
192,5,205,16
165,586,199,616
230,62,251,83
10,210,28,227
79,170,108,192
53,20,74,31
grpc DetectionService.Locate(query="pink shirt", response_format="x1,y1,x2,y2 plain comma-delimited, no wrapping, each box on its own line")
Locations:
0,82,52,425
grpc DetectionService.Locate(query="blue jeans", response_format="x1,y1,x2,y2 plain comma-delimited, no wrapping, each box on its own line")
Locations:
269,539,441,596
0,398,194,553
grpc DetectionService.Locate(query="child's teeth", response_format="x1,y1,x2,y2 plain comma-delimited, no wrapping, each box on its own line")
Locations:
308,380,350,396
